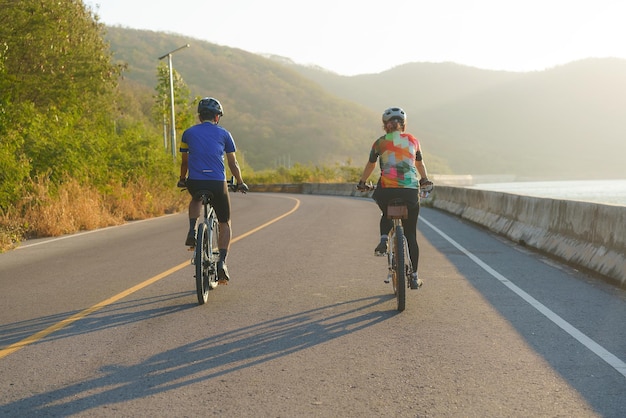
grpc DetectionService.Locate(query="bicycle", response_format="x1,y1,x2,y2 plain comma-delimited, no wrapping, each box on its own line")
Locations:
358,181,433,312
188,177,240,305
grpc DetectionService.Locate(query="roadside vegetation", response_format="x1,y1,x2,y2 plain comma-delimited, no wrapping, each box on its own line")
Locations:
0,1,184,251
0,162,367,251
0,1,377,252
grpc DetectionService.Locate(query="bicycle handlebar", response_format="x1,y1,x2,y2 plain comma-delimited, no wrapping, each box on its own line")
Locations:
228,176,248,193
356,181,375,192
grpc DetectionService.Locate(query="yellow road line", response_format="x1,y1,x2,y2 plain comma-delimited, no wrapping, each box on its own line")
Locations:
233,196,300,241
0,197,300,360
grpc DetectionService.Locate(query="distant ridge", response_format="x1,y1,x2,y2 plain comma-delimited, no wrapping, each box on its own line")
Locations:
106,26,626,179
284,57,626,179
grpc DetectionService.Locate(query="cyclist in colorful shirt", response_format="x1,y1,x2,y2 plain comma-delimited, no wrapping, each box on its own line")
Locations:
357,107,433,289
178,97,248,282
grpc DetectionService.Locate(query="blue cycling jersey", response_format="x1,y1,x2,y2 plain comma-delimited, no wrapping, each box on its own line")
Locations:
180,121,236,181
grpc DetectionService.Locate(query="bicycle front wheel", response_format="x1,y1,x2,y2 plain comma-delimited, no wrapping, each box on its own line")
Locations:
195,222,210,305
393,224,406,312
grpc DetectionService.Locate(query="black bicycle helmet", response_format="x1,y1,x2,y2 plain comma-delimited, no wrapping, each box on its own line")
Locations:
197,97,223,116
382,107,406,123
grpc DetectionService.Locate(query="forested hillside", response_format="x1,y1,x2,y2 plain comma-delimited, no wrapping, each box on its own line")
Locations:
104,27,385,170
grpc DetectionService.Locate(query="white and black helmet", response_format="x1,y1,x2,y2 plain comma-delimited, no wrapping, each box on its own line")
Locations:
198,97,223,116
382,107,406,123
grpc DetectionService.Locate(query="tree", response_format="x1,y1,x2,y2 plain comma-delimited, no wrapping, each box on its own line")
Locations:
0,49,31,211
0,0,124,185
0,0,177,210
0,0,121,108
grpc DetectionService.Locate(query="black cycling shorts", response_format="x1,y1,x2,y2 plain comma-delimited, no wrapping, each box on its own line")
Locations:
185,179,231,223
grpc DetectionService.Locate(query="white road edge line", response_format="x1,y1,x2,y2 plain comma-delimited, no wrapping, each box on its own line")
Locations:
16,214,178,250
421,216,626,379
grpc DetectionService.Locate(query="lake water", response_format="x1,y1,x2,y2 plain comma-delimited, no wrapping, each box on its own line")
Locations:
470,179,626,207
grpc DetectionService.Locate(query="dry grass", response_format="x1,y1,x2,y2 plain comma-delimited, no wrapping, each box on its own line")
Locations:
0,177,187,252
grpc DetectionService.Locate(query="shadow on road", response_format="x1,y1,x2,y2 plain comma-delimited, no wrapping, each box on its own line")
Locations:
0,292,195,350
1,294,394,415
419,209,626,417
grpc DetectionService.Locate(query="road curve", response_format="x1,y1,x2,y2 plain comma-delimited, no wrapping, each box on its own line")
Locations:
1,192,625,417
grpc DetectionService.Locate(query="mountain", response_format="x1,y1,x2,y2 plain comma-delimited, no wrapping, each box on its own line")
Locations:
283,58,626,180
105,27,626,179
285,59,525,114
428,58,626,178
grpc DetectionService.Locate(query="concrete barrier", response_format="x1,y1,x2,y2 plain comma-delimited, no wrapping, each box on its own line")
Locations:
250,183,369,197
430,186,626,287
248,183,626,287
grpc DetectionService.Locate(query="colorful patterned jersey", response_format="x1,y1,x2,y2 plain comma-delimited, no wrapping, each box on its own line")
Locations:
369,131,420,189
180,122,236,181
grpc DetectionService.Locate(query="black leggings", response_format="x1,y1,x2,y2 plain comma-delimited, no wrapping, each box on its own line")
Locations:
373,187,421,271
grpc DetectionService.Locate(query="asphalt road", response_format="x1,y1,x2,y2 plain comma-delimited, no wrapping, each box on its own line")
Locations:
1,192,625,417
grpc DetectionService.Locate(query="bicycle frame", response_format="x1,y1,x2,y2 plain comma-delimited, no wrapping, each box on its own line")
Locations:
186,177,239,305
358,182,429,312
192,191,221,305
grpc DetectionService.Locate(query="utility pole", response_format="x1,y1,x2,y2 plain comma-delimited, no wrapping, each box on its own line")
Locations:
158,44,190,160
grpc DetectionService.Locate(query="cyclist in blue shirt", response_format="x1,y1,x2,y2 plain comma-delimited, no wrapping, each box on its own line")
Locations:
178,97,248,282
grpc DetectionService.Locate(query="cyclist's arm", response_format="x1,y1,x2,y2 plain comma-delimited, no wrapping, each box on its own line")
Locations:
416,159,428,180
415,150,429,180
359,161,377,183
180,152,188,180
226,152,244,184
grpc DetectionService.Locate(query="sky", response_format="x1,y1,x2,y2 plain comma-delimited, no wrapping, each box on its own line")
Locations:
84,0,626,76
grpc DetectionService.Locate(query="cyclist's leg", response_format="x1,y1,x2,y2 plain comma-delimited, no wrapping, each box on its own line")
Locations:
378,214,393,237
185,179,205,219
393,188,419,271
184,180,204,245
210,181,232,281
218,221,231,253
210,181,231,254
188,198,201,226
400,190,421,288
373,188,393,254
403,205,420,272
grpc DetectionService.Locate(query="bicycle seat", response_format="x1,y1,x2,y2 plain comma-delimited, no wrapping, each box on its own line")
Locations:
387,199,408,219
193,190,214,204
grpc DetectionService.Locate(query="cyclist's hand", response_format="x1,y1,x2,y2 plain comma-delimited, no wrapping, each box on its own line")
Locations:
177,178,187,188
236,182,249,194
419,178,434,193
357,180,369,191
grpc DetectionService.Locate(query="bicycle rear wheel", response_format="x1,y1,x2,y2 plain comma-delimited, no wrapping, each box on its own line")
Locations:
393,224,406,312
207,216,220,289
195,222,210,305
